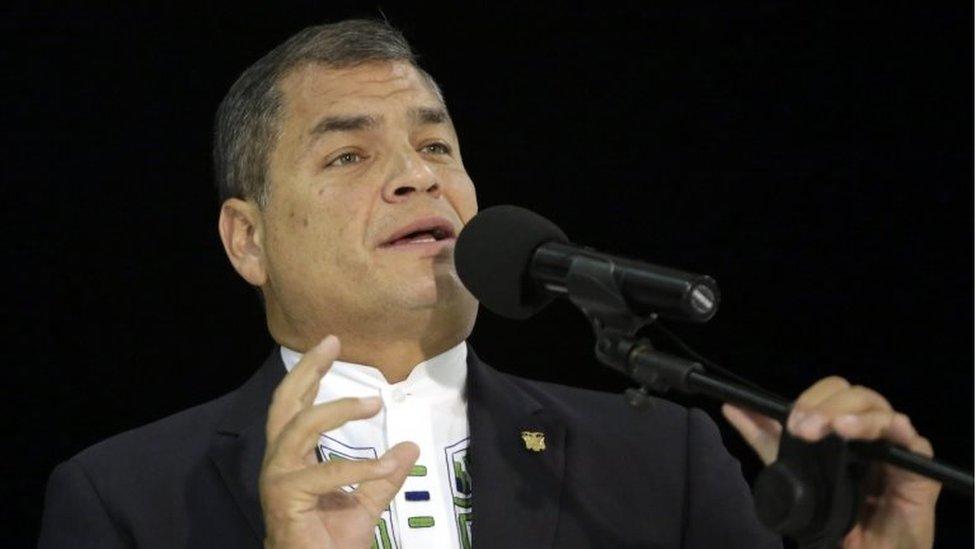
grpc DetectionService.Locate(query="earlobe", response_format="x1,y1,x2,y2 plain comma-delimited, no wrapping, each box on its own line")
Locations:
218,198,268,286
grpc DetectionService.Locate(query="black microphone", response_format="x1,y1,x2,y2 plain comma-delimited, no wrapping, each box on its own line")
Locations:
454,205,720,321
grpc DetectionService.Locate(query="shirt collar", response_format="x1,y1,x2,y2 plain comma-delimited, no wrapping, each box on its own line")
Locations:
279,341,468,397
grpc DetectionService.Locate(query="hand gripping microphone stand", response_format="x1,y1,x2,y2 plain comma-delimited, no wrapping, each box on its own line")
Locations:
562,253,974,549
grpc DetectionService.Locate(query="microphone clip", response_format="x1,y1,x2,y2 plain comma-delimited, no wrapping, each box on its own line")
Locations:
565,253,702,405
565,253,652,364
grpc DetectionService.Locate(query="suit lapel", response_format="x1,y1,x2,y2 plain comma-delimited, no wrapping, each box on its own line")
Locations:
466,347,566,548
208,349,285,542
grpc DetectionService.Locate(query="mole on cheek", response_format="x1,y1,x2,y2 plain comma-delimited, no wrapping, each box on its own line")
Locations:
302,216,309,228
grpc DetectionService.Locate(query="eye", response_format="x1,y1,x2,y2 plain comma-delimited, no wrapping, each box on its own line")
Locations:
420,142,452,155
327,151,366,167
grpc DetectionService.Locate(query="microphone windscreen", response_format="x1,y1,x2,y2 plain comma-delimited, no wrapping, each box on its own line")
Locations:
454,205,568,319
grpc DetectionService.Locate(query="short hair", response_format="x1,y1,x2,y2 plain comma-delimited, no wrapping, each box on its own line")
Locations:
213,19,443,208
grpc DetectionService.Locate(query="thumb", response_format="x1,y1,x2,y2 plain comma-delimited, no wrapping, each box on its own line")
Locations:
721,403,782,465
353,441,420,516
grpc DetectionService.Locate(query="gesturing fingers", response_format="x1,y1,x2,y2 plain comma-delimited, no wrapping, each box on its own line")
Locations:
261,441,420,525
354,442,421,516
266,335,341,443
267,397,384,469
273,453,400,499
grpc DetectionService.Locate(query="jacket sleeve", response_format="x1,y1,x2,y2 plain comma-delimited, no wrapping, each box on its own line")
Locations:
681,408,783,549
38,460,130,549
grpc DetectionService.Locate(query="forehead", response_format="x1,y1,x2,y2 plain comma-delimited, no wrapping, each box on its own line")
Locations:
278,60,442,127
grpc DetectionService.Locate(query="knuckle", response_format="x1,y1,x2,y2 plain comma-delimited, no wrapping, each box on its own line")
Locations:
850,384,877,398
849,385,889,406
824,375,850,388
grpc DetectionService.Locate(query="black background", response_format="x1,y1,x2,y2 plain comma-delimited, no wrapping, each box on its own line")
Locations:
7,2,973,546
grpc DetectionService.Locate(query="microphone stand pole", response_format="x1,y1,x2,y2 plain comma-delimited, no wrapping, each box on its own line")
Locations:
563,254,974,549
623,342,971,494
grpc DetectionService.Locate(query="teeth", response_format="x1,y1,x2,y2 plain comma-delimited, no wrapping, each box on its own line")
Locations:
411,235,436,243
386,226,452,246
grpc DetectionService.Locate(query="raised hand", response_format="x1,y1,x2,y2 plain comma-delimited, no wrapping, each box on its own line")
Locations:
259,335,420,548
722,376,941,548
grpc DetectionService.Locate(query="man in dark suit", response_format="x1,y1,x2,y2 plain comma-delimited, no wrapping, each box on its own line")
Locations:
39,19,940,548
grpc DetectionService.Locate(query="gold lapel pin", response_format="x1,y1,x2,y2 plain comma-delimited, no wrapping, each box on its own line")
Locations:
520,430,546,452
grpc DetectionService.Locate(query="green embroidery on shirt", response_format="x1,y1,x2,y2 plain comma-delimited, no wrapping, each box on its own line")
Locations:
446,439,473,549
408,516,435,528
371,518,394,549
456,512,473,549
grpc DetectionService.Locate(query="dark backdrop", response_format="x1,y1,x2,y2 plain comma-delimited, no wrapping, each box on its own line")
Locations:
7,2,973,547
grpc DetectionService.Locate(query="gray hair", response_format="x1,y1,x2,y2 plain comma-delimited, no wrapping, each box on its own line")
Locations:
213,19,443,208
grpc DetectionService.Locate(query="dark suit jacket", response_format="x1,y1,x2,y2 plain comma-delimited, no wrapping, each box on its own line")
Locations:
39,347,782,548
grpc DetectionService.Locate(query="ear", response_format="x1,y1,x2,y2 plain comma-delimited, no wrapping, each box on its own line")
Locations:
218,198,268,287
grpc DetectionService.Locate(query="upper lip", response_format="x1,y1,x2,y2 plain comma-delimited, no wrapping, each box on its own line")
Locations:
379,216,457,247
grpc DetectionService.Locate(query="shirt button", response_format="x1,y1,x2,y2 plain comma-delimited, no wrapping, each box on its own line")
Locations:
392,388,407,403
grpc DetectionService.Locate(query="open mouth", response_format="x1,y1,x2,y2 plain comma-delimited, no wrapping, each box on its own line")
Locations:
380,218,457,247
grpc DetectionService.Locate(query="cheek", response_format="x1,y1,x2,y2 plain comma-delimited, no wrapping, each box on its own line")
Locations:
445,174,479,223
286,207,311,230
312,187,371,268
272,198,344,268
458,183,479,223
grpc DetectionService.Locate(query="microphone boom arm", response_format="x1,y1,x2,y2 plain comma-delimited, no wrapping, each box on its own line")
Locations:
563,252,973,548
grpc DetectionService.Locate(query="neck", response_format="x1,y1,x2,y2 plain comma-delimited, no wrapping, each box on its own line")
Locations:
266,293,478,383
267,304,474,384
331,334,462,383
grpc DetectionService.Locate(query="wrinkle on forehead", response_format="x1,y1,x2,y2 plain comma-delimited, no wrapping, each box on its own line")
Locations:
283,60,422,107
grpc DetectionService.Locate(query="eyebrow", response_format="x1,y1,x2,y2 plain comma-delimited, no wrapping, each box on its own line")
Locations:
411,106,449,125
308,114,380,137
307,106,450,141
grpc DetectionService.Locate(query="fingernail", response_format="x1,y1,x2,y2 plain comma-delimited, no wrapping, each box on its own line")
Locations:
798,414,827,439
835,414,860,435
312,336,334,355
373,455,394,472
788,410,806,433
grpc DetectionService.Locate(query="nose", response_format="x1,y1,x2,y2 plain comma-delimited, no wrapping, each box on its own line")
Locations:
382,150,441,203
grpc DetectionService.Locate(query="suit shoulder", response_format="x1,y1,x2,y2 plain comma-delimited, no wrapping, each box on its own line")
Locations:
68,389,239,475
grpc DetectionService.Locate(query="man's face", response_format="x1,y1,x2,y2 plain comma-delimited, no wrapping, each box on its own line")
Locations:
259,60,478,336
